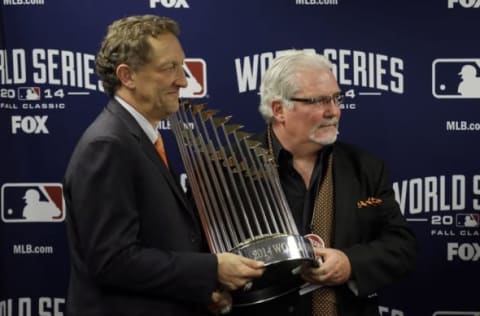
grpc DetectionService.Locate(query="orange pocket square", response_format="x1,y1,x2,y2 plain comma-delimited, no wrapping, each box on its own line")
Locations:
357,197,383,208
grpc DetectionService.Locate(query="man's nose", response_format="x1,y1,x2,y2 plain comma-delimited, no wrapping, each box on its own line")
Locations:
323,100,340,115
176,66,188,88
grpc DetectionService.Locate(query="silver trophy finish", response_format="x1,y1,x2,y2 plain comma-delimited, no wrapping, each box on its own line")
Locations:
170,102,316,305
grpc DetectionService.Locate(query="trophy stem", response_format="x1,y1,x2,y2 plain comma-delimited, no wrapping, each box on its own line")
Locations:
249,146,291,234
219,123,264,239
187,107,240,249
170,113,226,252
259,150,299,235
207,116,254,241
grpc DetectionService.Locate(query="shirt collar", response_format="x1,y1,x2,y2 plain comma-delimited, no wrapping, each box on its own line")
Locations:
115,95,158,144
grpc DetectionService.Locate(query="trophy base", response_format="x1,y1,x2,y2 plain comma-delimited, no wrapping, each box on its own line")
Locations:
230,234,316,306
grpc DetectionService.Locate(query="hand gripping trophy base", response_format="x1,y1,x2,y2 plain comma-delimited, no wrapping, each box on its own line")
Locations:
230,233,316,306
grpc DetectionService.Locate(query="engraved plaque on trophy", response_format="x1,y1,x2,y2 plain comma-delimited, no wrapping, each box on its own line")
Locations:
170,101,317,306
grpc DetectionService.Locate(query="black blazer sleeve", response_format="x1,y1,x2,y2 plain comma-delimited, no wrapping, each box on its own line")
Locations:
333,142,417,297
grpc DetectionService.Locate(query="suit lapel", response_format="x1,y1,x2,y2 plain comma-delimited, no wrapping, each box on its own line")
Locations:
141,137,192,211
106,100,193,214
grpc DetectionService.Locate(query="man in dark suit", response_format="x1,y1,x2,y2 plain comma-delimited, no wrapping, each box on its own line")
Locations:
63,15,264,316
230,51,417,315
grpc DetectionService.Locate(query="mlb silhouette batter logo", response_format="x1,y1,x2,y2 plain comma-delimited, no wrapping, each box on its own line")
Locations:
17,87,41,101
456,213,480,228
1,183,65,222
180,58,207,98
432,58,480,99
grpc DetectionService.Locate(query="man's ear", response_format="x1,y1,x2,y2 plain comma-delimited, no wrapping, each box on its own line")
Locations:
116,64,135,89
271,100,286,122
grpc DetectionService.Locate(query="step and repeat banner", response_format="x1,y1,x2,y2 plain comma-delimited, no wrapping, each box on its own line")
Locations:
1,1,479,315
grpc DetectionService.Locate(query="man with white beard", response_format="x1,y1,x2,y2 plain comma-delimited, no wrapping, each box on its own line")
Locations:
231,50,417,316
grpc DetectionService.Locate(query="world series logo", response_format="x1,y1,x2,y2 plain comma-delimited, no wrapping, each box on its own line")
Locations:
1,183,65,222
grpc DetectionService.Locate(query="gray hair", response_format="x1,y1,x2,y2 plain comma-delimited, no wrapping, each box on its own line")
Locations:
258,50,333,123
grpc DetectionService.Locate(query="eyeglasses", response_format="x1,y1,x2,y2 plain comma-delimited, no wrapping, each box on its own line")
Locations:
288,92,344,107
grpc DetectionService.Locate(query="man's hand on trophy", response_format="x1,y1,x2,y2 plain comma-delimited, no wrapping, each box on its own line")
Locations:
300,247,351,286
216,253,265,290
208,289,232,315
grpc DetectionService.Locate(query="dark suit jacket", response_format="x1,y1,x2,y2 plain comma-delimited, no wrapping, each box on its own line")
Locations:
63,99,218,316
230,137,417,316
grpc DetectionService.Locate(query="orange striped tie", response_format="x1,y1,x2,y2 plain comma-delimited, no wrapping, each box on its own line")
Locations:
155,133,169,168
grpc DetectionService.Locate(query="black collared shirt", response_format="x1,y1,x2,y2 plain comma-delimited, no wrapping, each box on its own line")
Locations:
230,131,334,316
270,132,332,235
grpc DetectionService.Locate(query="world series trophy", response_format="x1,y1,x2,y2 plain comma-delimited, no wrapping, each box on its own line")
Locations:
170,101,318,306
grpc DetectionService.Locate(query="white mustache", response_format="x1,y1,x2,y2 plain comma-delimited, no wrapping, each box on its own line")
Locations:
314,119,340,136
317,119,339,129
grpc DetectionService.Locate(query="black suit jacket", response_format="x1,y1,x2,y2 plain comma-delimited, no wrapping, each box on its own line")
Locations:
63,99,218,316
230,137,417,316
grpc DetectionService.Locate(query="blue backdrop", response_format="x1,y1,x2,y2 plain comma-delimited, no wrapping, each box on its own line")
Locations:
1,1,479,315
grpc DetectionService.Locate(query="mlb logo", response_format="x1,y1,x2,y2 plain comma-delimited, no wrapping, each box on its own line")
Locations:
17,87,41,101
456,213,480,228
180,58,207,98
1,183,65,222
432,58,480,99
